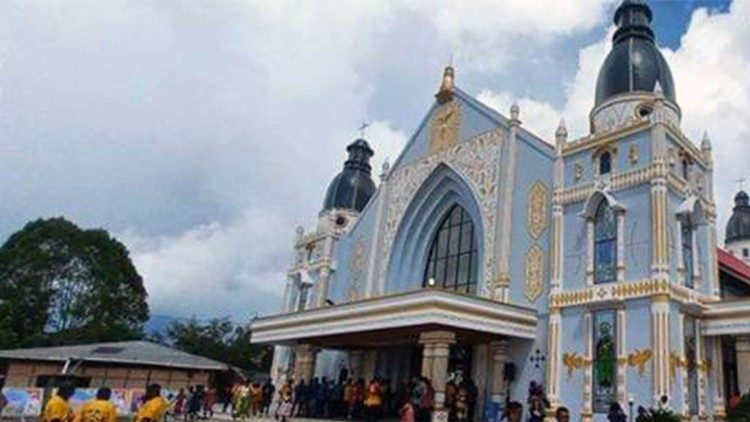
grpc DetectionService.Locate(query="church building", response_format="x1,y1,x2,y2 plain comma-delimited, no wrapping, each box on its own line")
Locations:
251,1,750,420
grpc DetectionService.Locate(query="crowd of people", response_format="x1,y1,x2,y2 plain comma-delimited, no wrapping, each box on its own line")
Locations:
220,375,479,422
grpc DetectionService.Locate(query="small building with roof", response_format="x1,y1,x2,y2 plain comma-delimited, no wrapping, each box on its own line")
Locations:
0,341,230,389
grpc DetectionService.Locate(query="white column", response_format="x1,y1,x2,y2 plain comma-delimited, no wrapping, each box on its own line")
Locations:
546,308,562,412
316,266,331,308
696,320,707,417
616,212,625,282
651,295,670,405
675,217,685,283
736,336,750,396
294,344,317,383
582,311,593,421
419,331,456,422
489,339,510,406
691,225,702,288
586,220,595,286
712,338,727,419
679,314,689,416
616,309,627,405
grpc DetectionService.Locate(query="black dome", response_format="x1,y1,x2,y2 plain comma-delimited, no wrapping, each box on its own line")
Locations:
726,191,750,243
322,139,376,213
594,0,676,107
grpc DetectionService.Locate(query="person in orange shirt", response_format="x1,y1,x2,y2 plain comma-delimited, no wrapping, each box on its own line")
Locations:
75,387,117,422
364,379,382,422
42,382,76,422
134,384,168,422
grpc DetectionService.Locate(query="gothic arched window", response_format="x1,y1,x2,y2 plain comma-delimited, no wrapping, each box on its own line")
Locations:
599,152,612,175
682,220,694,288
594,201,617,284
424,205,478,294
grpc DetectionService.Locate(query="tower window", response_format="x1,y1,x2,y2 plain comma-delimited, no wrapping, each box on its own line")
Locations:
424,205,478,294
681,159,690,181
682,221,694,288
594,201,617,284
599,152,612,175
743,248,749,258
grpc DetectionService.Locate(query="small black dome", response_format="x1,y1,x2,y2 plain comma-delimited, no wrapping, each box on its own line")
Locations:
322,139,376,213
726,191,750,243
594,0,676,107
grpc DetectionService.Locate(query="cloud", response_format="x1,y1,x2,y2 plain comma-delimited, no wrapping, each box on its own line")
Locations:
476,2,750,242
25,1,750,321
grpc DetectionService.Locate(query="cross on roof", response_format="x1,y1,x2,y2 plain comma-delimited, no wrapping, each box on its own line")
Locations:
358,121,369,138
736,177,747,192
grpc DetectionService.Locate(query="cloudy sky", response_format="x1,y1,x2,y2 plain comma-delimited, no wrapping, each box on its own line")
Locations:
1,0,747,322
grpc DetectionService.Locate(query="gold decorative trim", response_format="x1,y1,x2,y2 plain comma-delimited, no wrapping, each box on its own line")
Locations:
527,181,549,239
557,162,714,210
524,244,545,303
563,120,650,156
549,278,712,309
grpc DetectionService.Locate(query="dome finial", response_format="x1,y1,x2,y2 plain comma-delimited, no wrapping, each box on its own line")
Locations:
436,63,455,104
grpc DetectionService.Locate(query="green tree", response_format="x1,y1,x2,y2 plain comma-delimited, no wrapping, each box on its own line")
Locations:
0,217,149,348
165,317,271,373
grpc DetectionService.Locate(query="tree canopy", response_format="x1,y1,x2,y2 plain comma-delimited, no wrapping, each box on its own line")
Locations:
0,217,149,348
159,317,271,374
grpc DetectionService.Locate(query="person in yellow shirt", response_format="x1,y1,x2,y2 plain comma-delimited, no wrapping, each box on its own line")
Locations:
42,382,76,422
76,387,117,422
134,384,168,422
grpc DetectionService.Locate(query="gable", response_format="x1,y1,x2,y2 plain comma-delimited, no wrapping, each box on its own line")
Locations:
391,89,508,170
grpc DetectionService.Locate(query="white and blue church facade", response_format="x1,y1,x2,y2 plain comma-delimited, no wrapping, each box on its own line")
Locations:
251,1,750,420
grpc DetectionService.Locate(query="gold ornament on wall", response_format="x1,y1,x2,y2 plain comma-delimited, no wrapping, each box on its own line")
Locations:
628,143,639,167
562,351,590,378
627,348,653,376
527,181,549,239
524,244,545,303
429,101,461,154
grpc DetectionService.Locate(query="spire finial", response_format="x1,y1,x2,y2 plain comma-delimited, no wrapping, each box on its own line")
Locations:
380,158,391,181
701,131,712,151
436,63,455,104
510,102,520,123
654,80,664,99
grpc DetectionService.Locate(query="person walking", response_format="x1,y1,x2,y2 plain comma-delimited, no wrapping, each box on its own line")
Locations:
364,378,383,422
262,379,276,417
42,382,76,422
134,384,168,422
75,387,117,422
251,382,263,417
276,380,294,422
202,387,216,419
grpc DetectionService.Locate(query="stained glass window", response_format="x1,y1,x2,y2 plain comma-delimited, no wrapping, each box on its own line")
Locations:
682,221,694,288
424,205,478,294
594,201,617,284
684,317,699,415
593,309,617,413
599,152,612,175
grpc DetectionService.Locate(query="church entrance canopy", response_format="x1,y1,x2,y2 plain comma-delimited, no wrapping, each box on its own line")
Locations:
250,289,538,347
